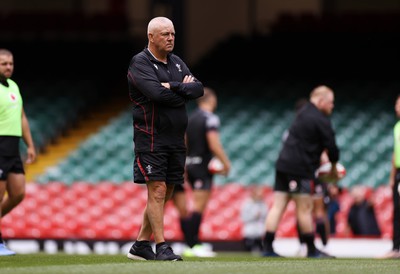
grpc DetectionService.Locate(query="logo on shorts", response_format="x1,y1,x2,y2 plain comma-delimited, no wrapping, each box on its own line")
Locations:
194,179,203,189
146,165,152,174
315,184,323,194
289,180,297,191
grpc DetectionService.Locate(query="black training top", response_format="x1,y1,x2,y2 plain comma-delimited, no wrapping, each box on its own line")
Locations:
186,108,220,169
276,102,340,178
127,48,204,152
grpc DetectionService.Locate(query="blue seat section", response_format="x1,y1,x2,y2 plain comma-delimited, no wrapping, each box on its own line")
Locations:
37,111,133,185
333,101,395,188
18,81,91,157
37,81,397,189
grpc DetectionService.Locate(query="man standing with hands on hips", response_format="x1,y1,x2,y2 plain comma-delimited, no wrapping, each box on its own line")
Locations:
126,16,204,261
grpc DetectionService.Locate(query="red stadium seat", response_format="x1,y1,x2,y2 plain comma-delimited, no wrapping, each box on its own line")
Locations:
2,183,394,242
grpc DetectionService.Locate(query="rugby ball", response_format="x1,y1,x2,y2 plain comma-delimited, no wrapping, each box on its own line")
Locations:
208,157,224,174
316,162,346,183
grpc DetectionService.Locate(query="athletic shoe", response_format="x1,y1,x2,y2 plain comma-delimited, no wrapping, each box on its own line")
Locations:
127,242,155,260
156,243,182,261
307,249,335,259
0,243,16,256
182,247,195,257
296,244,307,257
377,250,400,259
262,250,283,257
191,244,217,257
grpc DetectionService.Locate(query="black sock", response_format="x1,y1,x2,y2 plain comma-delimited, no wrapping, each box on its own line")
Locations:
187,212,202,248
302,233,316,254
180,217,191,246
262,231,275,252
156,242,166,251
297,222,305,244
135,240,150,247
0,232,3,243
316,218,328,246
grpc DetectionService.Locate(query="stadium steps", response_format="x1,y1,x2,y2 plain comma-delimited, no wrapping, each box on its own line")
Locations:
25,97,130,183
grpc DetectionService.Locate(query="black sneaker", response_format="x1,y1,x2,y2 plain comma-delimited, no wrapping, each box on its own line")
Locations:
308,249,336,259
156,243,183,261
127,242,155,260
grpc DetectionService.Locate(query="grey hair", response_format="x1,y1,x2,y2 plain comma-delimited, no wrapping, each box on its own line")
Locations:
0,48,13,56
147,16,173,34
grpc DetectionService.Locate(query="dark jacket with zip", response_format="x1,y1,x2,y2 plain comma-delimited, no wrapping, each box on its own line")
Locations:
127,48,204,152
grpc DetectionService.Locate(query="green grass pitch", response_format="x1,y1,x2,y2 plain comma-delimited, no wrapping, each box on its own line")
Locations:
1,253,400,274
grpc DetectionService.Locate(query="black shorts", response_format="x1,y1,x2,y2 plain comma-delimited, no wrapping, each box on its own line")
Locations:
185,165,213,191
0,156,25,180
274,170,315,195
173,183,185,193
134,151,186,184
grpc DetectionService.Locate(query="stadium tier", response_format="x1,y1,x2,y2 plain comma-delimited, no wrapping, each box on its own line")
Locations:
6,80,396,243
34,81,396,189
1,182,393,241
19,80,100,154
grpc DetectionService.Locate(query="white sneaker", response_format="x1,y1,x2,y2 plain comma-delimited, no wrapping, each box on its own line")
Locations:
296,244,307,257
377,250,400,259
191,244,217,257
0,243,16,256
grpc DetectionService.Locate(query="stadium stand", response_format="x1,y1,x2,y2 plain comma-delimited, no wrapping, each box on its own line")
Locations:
34,109,132,184
1,8,398,246
19,80,92,153
31,80,396,190
1,182,392,242
13,79,392,244
24,95,129,182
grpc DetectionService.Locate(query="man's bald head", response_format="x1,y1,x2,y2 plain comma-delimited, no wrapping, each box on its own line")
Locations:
310,85,335,116
147,17,174,35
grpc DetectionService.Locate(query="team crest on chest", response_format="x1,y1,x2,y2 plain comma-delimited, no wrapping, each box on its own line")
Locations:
9,93,17,102
175,63,182,72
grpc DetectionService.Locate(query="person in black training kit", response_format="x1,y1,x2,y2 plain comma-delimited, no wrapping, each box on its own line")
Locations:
126,16,204,261
262,85,339,258
288,98,333,256
172,87,231,257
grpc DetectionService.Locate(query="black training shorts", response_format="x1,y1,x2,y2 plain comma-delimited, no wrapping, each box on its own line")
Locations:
274,170,315,195
173,183,185,193
0,156,25,180
134,151,186,184
185,165,213,191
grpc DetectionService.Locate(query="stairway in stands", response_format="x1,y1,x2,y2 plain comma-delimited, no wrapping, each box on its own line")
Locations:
25,96,130,183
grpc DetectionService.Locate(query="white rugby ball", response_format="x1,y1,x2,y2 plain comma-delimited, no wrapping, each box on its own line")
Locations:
317,162,346,183
208,157,224,174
